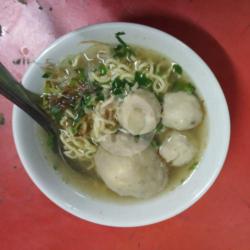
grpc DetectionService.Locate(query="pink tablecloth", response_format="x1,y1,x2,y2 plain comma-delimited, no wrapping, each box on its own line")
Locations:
0,1,250,250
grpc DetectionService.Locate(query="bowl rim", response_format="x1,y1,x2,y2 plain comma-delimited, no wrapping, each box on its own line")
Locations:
12,22,231,227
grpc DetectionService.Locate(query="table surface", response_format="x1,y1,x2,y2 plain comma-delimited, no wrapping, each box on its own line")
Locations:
0,0,250,249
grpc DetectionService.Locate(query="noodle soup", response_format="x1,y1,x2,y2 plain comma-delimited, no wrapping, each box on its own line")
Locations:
40,32,207,200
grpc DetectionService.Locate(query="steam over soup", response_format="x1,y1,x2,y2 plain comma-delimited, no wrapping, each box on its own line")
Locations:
40,32,207,200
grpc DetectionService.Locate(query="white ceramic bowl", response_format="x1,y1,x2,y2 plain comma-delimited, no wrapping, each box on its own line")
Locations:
12,22,230,227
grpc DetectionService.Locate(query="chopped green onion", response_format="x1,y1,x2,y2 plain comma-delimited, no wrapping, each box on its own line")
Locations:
155,122,165,133
114,32,134,58
83,95,93,108
50,105,62,122
70,127,77,135
96,92,105,101
171,81,196,95
189,162,198,171
111,78,127,95
42,72,51,78
95,86,105,101
134,71,152,88
68,59,73,65
76,68,85,81
73,94,94,124
98,64,108,76
151,139,161,149
44,81,61,95
73,111,84,124
69,77,78,86
115,32,127,46
47,133,56,151
185,83,196,94
70,125,79,135
173,64,183,75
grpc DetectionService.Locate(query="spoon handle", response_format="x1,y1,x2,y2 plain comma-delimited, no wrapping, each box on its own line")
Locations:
0,62,56,134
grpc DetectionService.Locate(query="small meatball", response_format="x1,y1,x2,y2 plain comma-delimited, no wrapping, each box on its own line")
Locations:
159,131,197,167
117,89,161,135
95,147,168,198
162,92,203,130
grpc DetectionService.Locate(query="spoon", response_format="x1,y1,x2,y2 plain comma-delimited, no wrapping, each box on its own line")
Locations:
0,62,84,172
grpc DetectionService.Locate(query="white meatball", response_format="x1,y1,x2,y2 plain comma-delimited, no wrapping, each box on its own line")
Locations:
117,89,161,135
94,147,168,198
159,131,197,167
100,132,153,157
162,92,203,130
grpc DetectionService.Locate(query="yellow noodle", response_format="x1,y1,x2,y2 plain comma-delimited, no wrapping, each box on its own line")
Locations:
56,49,169,164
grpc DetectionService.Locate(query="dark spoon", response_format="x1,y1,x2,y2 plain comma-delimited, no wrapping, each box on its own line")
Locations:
0,62,84,172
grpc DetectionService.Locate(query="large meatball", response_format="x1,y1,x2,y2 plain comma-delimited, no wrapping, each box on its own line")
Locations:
94,147,168,198
162,92,203,130
100,132,153,157
159,131,197,167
